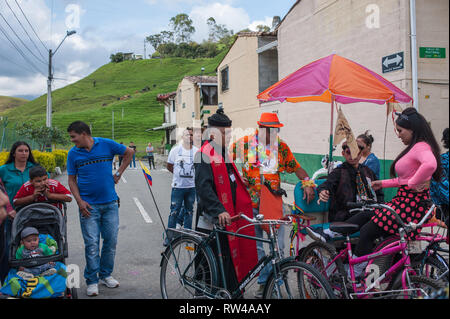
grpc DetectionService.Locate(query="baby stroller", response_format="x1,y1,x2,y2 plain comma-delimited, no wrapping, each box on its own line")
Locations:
1,202,77,299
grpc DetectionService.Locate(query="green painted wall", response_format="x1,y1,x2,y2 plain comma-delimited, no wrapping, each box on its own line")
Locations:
281,152,398,201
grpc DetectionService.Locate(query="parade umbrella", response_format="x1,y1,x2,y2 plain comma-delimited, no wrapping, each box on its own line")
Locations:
257,54,413,163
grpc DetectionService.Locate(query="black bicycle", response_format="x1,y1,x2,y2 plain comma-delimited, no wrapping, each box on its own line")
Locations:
160,213,336,299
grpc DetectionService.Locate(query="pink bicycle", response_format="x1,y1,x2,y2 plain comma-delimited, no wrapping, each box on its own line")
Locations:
300,201,446,299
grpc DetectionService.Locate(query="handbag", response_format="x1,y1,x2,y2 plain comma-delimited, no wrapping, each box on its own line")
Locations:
259,181,284,234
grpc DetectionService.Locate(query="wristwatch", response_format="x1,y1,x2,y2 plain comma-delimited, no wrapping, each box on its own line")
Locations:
115,171,121,178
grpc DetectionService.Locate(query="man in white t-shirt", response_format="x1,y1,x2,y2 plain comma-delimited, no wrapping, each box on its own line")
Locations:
164,128,198,246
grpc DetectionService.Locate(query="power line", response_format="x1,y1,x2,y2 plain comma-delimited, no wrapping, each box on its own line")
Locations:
0,50,37,75
0,10,47,65
0,22,46,76
13,0,48,52
4,0,47,62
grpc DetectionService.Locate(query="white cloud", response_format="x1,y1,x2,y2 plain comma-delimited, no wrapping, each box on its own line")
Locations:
248,16,274,31
190,3,250,42
0,74,47,97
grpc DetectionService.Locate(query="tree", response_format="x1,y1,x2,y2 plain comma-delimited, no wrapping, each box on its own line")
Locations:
110,52,124,63
16,122,70,151
207,17,233,43
256,25,271,33
169,13,195,43
146,34,162,51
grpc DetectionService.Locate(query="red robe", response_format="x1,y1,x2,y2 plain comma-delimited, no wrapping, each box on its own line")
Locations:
200,141,258,282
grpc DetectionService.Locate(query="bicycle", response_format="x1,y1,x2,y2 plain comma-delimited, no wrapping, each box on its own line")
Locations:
365,205,449,285
160,213,336,299
300,200,445,299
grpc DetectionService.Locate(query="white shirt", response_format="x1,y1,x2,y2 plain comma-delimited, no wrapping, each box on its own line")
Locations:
167,144,199,188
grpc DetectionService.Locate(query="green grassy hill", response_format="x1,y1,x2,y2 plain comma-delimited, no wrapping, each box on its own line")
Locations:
1,53,225,153
0,96,28,112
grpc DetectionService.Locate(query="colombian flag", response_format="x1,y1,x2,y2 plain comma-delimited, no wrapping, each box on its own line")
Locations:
139,161,153,186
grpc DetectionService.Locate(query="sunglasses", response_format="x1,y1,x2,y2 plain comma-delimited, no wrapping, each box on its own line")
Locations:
395,112,409,122
342,144,364,153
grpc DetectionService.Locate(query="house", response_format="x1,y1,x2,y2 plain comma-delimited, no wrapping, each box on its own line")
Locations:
217,31,279,139
176,75,218,130
264,0,449,184
152,92,177,154
123,52,134,61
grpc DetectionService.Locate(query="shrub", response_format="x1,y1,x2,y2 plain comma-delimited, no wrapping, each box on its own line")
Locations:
52,150,69,169
0,152,8,166
32,150,56,173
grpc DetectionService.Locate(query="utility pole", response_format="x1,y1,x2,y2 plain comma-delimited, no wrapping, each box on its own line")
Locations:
46,30,76,128
112,110,115,140
46,49,53,127
144,39,147,60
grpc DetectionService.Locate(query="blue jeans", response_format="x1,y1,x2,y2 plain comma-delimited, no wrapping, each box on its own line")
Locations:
130,154,136,168
79,201,119,285
165,188,195,243
253,208,286,285
22,263,54,276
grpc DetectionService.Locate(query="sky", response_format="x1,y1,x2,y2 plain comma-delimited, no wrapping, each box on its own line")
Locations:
0,0,296,100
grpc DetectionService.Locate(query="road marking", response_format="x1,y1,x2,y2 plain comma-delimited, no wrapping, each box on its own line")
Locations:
121,176,127,183
133,197,153,224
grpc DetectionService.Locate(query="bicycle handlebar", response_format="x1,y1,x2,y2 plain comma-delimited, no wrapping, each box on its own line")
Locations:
231,213,293,226
347,200,436,232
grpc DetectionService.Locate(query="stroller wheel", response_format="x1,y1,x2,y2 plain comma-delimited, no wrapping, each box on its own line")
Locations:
65,287,78,299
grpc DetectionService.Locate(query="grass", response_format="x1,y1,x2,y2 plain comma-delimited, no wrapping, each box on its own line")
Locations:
0,52,226,154
0,96,28,112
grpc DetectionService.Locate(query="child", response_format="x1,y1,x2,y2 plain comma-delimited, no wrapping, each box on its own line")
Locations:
13,165,72,211
16,227,56,280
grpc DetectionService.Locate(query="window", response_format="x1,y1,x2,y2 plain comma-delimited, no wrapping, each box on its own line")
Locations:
201,86,218,105
172,100,176,113
221,66,229,92
182,103,186,109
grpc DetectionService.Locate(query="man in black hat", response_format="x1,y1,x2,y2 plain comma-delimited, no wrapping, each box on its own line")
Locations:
194,109,258,296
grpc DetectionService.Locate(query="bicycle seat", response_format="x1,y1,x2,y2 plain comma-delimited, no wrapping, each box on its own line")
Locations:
329,222,360,236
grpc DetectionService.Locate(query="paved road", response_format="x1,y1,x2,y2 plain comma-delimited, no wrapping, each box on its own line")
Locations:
60,165,173,299
57,163,302,299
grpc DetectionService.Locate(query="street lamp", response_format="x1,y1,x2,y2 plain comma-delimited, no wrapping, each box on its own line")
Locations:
46,30,76,128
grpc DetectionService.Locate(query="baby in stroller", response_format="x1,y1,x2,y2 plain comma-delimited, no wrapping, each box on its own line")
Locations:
16,227,57,280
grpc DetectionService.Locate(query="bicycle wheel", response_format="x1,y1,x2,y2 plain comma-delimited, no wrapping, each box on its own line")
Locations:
263,260,336,299
390,274,445,299
411,253,449,283
160,235,218,299
299,241,347,298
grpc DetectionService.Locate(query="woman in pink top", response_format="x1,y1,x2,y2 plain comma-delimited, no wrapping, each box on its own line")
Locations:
343,108,442,277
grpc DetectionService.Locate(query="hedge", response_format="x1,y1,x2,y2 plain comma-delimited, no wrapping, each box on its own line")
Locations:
0,150,69,173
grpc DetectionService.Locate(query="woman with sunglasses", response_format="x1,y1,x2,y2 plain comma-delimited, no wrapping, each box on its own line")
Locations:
343,108,442,277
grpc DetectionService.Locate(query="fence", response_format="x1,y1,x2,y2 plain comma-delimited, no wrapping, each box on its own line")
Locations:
0,121,40,152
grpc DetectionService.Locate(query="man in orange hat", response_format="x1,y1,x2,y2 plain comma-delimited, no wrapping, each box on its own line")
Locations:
231,112,315,298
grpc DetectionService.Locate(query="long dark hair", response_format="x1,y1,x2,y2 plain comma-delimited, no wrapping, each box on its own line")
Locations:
5,141,37,165
390,108,442,181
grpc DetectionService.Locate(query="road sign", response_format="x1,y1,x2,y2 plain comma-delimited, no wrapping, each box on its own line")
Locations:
382,52,404,73
420,47,446,59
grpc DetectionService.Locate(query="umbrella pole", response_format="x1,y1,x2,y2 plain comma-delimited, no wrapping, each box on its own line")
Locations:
328,96,335,171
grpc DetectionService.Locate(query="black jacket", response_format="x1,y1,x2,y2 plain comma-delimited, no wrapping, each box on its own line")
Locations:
317,162,384,222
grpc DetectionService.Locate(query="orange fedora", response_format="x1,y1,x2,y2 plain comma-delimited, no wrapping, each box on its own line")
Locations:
257,113,284,128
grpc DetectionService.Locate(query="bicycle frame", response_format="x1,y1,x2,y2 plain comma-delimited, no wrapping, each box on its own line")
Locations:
173,221,286,299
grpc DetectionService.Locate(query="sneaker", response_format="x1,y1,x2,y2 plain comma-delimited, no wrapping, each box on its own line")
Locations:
41,268,57,277
86,283,99,297
305,227,331,243
17,271,34,280
254,284,265,299
99,276,120,288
